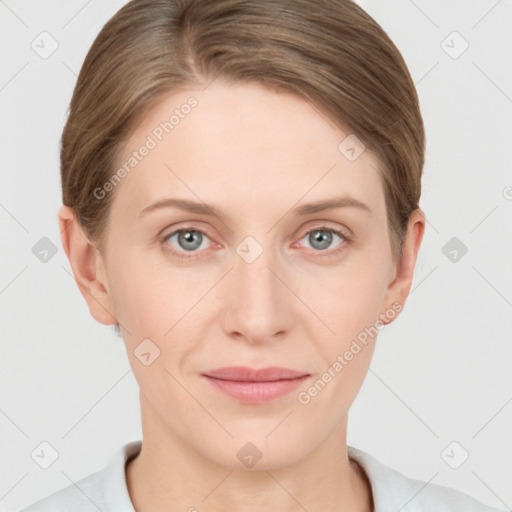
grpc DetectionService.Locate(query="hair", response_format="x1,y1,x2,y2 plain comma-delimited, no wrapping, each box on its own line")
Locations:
61,0,425,336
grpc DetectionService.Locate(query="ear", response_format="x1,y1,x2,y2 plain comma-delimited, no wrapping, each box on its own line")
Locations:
380,208,425,325
58,205,117,325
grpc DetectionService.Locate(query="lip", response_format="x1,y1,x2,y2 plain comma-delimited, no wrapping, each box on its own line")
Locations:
201,366,310,404
203,366,308,382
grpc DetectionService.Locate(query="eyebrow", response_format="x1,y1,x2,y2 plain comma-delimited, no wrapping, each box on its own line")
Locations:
139,196,372,219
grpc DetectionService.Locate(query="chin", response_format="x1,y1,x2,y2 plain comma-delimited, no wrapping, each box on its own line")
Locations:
193,430,311,471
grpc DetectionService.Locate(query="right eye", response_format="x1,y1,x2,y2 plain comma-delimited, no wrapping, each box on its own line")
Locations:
160,227,213,259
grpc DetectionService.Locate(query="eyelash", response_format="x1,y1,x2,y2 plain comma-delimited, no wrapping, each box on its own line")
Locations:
159,225,351,261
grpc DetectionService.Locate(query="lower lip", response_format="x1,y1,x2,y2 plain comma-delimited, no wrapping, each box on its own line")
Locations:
202,375,309,404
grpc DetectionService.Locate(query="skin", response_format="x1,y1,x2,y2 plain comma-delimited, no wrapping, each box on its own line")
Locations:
59,80,425,512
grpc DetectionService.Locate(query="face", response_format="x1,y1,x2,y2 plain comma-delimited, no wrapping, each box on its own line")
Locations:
81,80,416,469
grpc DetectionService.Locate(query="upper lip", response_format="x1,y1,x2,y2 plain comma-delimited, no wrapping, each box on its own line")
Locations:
202,366,309,382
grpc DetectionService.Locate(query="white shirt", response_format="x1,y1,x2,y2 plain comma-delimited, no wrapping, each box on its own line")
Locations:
19,440,504,511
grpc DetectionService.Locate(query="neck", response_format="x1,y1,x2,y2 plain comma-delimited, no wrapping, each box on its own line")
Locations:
126,395,373,512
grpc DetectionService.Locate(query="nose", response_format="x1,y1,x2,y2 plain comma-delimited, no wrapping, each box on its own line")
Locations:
220,236,295,345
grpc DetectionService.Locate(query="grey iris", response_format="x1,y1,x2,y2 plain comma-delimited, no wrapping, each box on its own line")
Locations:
178,230,202,251
310,229,332,250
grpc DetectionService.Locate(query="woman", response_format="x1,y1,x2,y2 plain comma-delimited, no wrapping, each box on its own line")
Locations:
20,0,503,510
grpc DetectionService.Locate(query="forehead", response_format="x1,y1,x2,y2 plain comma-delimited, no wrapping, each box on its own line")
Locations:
112,80,386,221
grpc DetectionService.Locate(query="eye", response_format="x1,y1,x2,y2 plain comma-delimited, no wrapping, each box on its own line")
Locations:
298,226,349,257
159,224,350,260
161,228,212,259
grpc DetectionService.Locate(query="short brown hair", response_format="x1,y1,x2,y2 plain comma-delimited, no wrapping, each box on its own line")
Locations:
61,0,424,263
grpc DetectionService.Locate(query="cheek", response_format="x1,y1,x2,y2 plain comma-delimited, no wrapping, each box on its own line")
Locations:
302,273,383,411
105,253,173,338
107,252,213,363
306,261,389,339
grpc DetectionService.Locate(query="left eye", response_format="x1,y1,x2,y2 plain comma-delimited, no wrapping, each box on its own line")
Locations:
299,227,346,252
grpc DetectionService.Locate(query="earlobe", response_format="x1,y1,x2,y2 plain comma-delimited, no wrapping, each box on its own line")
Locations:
380,209,425,325
58,205,118,326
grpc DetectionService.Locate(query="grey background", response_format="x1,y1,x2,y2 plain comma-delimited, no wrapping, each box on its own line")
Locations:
1,0,511,510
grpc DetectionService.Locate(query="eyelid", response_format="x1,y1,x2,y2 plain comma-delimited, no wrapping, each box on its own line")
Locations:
298,222,351,241
159,221,218,246
160,225,216,245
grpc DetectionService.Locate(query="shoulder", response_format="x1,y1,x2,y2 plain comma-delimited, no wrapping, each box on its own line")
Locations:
19,440,141,512
347,446,505,512
18,469,106,512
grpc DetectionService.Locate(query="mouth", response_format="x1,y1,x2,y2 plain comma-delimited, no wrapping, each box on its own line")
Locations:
201,366,310,404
